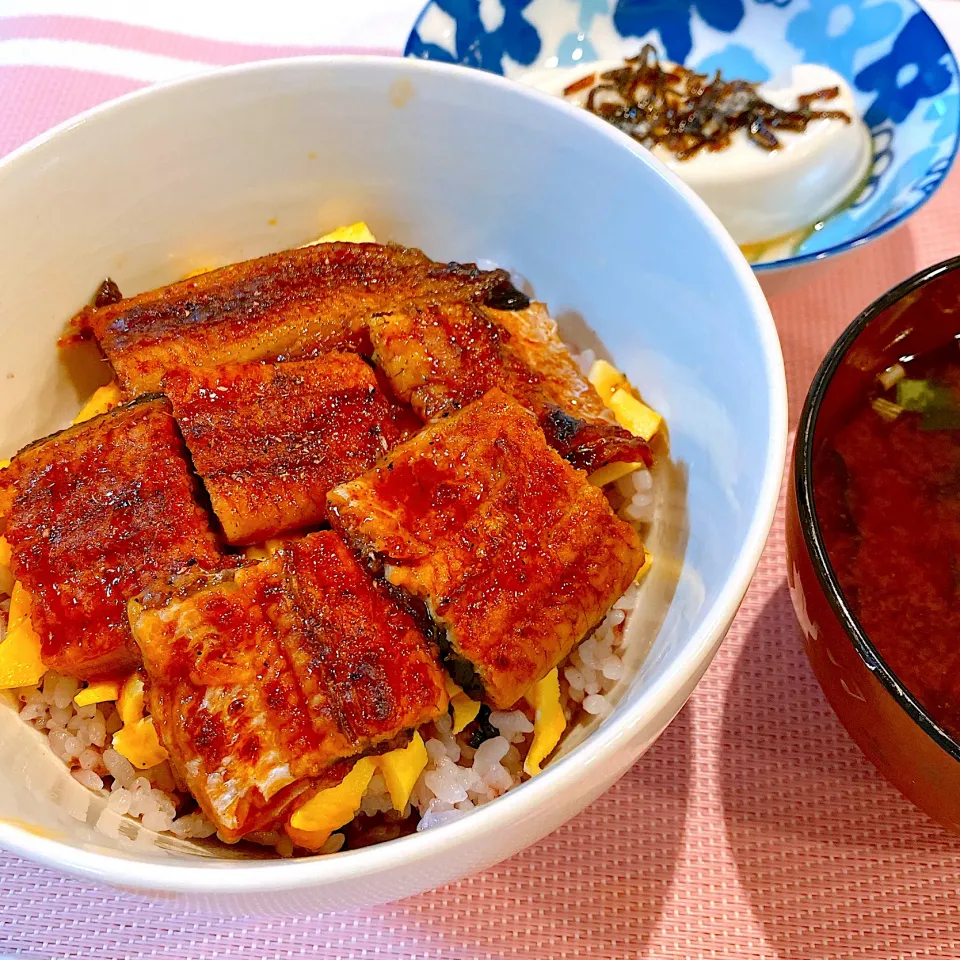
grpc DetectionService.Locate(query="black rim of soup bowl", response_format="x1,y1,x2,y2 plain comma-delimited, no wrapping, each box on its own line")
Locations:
795,255,960,765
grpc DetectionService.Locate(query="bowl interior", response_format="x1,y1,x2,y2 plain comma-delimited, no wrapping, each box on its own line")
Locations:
797,256,960,760
406,0,960,270
0,57,783,895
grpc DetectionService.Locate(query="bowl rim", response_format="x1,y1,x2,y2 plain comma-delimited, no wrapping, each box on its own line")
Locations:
794,254,960,764
403,0,960,275
0,53,787,894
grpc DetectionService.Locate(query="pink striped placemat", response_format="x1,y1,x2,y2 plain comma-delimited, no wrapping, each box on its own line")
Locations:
2,12,960,960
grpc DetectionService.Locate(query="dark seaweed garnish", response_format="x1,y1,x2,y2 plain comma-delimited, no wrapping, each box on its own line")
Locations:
442,647,484,700
467,704,501,749
565,44,851,160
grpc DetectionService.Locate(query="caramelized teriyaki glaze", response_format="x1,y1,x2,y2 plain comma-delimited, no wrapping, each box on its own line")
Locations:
132,558,348,840
162,353,417,545
283,532,449,743
0,398,224,679
369,301,651,473
69,242,528,395
328,388,645,709
129,531,447,840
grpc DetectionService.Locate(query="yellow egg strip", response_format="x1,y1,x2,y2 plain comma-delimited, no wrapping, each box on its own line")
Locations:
608,389,662,442
7,581,29,628
587,461,646,488
286,756,378,850
588,359,662,442
523,668,565,777
109,672,169,769
377,732,428,812
74,679,122,707
635,547,653,584
285,728,432,850
0,583,44,689
112,717,169,770
308,221,377,246
444,675,482,734
72,382,122,424
588,359,624,405
117,673,145,726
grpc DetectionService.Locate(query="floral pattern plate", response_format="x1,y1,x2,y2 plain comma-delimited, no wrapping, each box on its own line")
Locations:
405,0,960,271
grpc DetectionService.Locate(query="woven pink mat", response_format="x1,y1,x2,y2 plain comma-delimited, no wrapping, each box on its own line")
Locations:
2,14,960,960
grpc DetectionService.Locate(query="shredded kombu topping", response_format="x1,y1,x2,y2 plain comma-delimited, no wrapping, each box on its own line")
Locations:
564,44,852,160
467,704,501,749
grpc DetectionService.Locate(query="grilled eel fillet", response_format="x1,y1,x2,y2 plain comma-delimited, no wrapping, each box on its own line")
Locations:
0,397,224,679
162,353,418,545
69,242,530,396
368,300,652,473
327,388,645,709
128,531,448,841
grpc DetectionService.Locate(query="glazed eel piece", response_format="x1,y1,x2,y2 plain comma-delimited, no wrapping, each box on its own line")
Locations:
128,531,448,841
161,353,418,545
368,300,652,473
327,389,645,710
68,242,529,395
0,397,225,679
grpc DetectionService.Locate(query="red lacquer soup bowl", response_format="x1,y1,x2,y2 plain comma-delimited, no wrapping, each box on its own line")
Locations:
786,256,960,833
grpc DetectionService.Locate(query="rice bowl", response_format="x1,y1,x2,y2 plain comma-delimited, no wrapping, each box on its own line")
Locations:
0,56,786,911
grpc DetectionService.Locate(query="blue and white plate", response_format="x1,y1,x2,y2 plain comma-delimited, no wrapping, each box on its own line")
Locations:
405,0,960,274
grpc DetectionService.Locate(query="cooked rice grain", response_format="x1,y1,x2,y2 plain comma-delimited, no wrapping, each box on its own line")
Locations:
15,677,213,839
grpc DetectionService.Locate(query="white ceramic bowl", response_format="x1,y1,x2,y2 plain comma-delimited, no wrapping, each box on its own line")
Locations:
0,56,786,913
